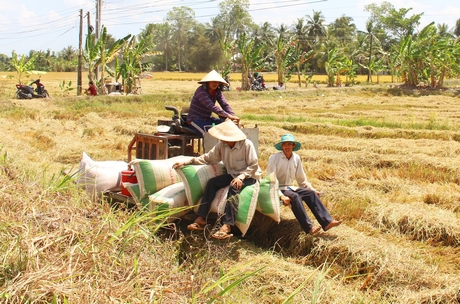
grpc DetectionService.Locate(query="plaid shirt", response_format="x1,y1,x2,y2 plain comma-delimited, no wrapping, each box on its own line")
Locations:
186,85,235,122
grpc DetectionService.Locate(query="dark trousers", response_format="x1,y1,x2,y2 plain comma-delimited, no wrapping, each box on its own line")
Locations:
282,188,333,233
196,174,256,225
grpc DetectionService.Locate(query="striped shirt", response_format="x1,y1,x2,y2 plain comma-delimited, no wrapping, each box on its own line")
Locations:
186,85,235,122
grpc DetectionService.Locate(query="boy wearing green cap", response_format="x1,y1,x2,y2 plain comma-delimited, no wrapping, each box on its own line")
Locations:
267,134,342,235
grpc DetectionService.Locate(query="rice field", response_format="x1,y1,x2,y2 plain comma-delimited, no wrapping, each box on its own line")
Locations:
0,72,459,303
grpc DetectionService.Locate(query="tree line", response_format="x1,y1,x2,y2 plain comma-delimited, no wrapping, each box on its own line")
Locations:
2,0,460,91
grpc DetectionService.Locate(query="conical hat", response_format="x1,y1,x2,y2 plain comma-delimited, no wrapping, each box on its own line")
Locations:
198,70,229,86
208,120,246,142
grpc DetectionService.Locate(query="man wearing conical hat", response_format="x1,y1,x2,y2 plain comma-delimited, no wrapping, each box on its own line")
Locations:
173,120,261,240
267,134,342,235
186,70,240,136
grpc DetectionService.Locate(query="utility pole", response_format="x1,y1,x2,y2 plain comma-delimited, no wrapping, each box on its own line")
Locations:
95,0,102,81
87,11,92,35
95,0,102,40
77,9,83,96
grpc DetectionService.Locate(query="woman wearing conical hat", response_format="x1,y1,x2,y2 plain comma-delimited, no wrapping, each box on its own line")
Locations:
186,70,240,136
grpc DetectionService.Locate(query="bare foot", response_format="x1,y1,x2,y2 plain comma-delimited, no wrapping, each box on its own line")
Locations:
324,220,343,231
309,226,321,235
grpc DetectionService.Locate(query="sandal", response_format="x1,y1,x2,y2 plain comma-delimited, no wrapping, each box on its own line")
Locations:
187,222,204,231
212,231,233,240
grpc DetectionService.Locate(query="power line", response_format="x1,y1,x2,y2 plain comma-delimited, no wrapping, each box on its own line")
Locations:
1,0,458,55
95,0,330,30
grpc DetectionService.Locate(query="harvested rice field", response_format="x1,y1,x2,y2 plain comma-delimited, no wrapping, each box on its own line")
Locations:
0,72,459,303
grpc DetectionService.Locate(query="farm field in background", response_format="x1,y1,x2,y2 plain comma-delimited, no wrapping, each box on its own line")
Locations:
0,71,397,98
0,72,459,303
147,72,395,85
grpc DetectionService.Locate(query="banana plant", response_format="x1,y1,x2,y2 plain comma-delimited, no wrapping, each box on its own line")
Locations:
396,35,414,85
96,27,131,94
9,51,39,84
112,35,159,94
274,31,296,86
237,33,265,90
274,32,313,88
341,57,358,86
414,22,460,88
324,47,347,87
83,26,131,94
215,21,235,78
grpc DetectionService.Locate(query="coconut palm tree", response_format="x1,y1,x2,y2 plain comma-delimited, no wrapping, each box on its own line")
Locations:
166,7,196,72
154,23,173,71
59,46,77,62
436,23,453,38
305,10,327,45
291,18,308,52
207,17,235,74
454,18,460,37
365,20,375,82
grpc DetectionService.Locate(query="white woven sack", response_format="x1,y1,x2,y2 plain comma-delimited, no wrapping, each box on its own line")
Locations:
123,183,150,208
192,182,259,237
193,186,229,215
129,155,193,200
149,182,191,222
77,152,128,199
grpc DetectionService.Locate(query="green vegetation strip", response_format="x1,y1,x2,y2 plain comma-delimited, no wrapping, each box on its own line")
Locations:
249,119,460,142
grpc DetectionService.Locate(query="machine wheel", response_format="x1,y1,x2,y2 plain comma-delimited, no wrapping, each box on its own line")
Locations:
17,91,31,99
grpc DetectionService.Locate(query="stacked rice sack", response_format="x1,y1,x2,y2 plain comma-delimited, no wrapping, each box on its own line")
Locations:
128,157,281,235
76,152,128,200
174,164,281,236
174,162,260,236
148,182,189,223
123,158,229,224
256,172,281,223
123,156,194,222
77,152,281,233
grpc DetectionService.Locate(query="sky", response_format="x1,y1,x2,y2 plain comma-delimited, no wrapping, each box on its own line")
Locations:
0,0,459,56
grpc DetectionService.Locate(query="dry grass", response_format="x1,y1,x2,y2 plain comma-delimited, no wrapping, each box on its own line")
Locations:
0,72,460,303
365,202,460,246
